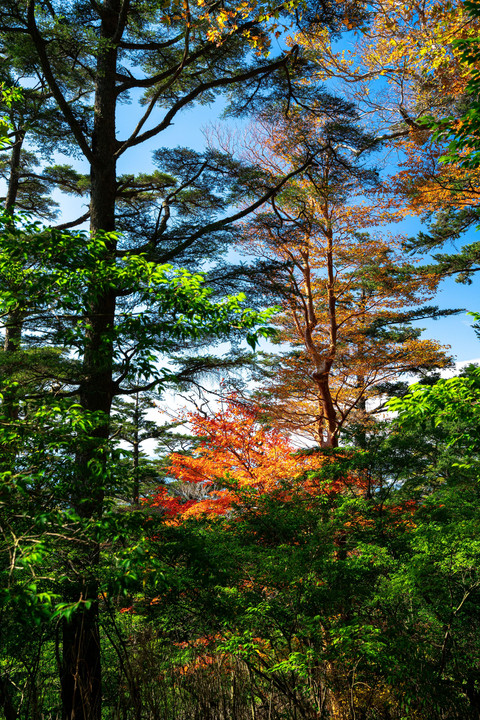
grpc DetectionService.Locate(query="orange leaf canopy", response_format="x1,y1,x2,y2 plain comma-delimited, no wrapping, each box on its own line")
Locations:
149,398,342,519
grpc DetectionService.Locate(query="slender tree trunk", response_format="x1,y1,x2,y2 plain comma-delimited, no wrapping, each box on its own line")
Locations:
305,223,338,448
295,228,339,448
5,129,24,211
61,3,120,718
320,224,338,447
1,308,23,431
354,288,368,451
313,372,338,448
133,391,140,504
1,129,26,457
3,129,25,362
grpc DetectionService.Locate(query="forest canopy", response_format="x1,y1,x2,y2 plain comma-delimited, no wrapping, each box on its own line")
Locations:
0,0,479,719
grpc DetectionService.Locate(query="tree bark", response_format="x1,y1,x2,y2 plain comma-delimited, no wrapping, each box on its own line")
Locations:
61,3,120,718
133,391,140,504
1,129,26,452
3,129,25,360
302,222,339,448
5,129,24,211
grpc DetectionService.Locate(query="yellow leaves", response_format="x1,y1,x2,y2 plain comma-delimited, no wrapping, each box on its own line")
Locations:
295,0,478,127
237,0,255,18
206,27,220,43
217,10,229,28
201,2,276,52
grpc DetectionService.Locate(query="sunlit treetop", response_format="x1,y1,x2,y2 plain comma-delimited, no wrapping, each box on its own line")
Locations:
296,0,476,126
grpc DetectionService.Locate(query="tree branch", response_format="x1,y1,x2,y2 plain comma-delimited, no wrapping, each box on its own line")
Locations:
53,211,90,230
26,0,94,164
157,147,321,263
117,33,184,51
116,15,192,152
112,0,131,44
116,49,295,157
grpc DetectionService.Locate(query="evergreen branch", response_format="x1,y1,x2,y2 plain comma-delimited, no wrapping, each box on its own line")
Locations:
116,49,296,156
26,0,94,164
157,148,321,263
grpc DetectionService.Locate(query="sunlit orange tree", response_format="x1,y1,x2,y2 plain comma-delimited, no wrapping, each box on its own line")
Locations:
141,387,453,719
139,361,480,720
148,396,357,518
237,112,452,446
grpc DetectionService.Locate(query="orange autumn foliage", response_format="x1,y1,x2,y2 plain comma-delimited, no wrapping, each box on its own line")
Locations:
148,487,198,519
232,113,451,446
149,398,361,520
381,133,480,216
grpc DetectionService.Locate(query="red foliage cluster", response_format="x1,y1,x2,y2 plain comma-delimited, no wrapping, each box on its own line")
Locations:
149,486,197,518
148,396,358,521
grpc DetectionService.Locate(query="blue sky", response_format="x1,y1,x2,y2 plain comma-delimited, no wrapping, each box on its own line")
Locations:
410,271,479,363
390,212,480,363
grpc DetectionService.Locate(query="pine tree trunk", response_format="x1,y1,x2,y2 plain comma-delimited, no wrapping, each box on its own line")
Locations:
133,392,140,504
61,3,119,717
1,130,26,458
5,129,24,211
308,223,338,449
61,573,102,720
